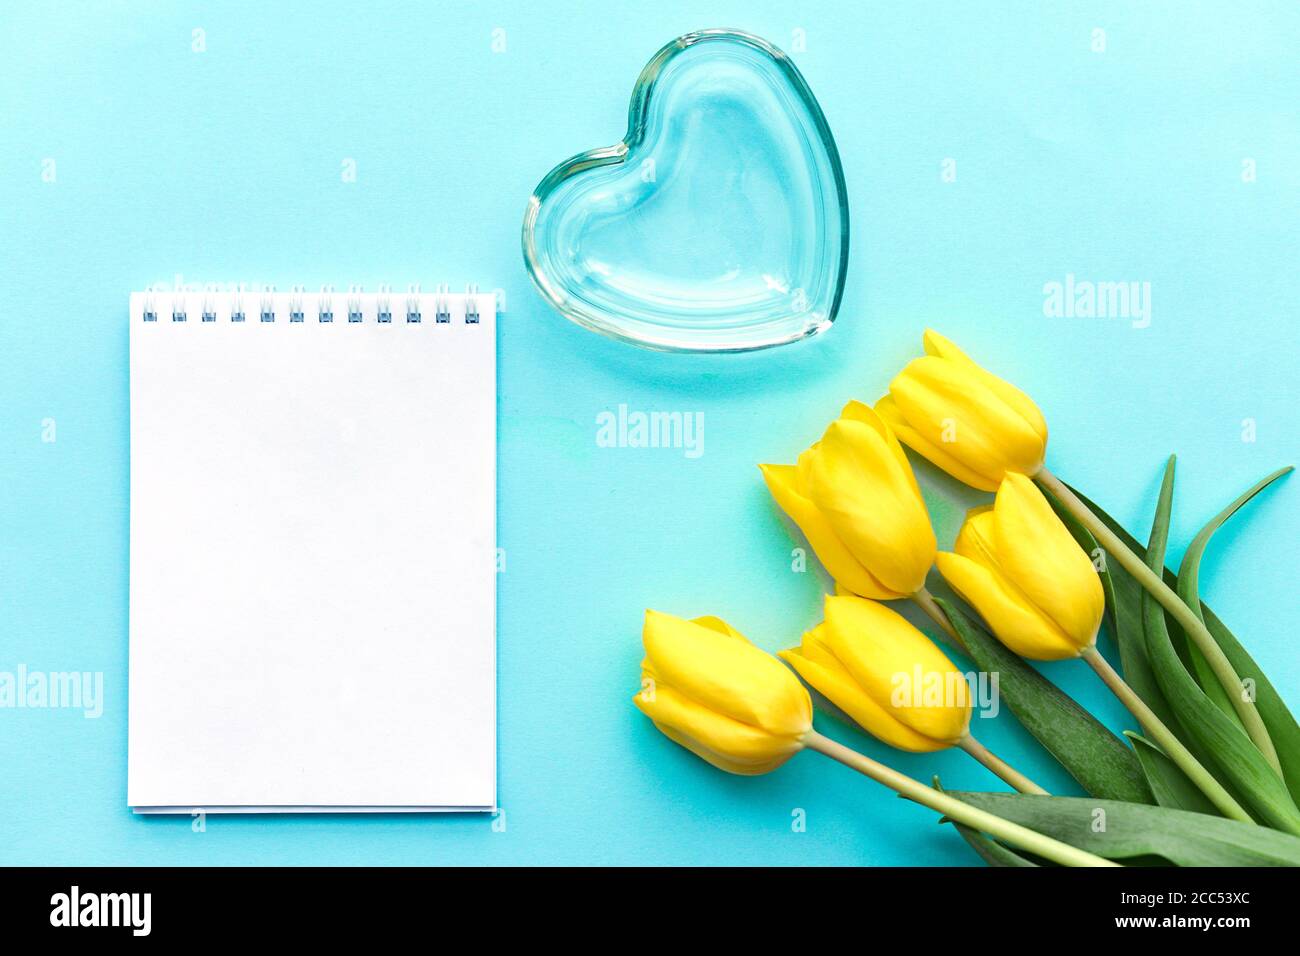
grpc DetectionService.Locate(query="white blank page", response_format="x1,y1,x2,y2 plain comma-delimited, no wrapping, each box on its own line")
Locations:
128,292,495,812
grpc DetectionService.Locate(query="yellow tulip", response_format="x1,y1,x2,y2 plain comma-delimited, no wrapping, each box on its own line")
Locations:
936,473,1104,660
633,610,812,775
780,595,970,752
760,400,937,598
875,330,1048,492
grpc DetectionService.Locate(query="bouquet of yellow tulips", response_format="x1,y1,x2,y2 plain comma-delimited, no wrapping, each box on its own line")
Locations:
632,330,1300,866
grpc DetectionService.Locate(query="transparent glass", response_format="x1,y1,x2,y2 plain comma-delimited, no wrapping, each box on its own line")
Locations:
522,29,849,352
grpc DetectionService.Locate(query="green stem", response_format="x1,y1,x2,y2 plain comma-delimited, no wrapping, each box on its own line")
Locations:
911,585,965,651
1080,646,1254,824
804,729,1118,867
959,735,1049,795
1036,467,1281,774
913,591,1046,794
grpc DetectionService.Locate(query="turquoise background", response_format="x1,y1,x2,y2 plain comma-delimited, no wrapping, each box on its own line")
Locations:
1,1,1296,865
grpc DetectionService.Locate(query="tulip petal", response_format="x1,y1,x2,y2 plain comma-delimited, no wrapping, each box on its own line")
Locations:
953,505,1088,653
794,623,842,669
642,610,812,738
935,551,1082,660
952,506,997,564
759,463,899,598
921,328,960,359
806,420,937,595
821,596,971,745
781,643,948,752
992,474,1105,649
875,394,1000,492
651,721,794,776
794,444,819,492
634,680,802,770
838,399,925,502
890,356,1047,481
922,330,1048,445
690,615,747,642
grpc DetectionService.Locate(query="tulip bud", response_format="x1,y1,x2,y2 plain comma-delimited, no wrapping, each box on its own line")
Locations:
936,473,1104,660
875,330,1048,492
633,610,813,775
760,401,937,598
780,595,970,752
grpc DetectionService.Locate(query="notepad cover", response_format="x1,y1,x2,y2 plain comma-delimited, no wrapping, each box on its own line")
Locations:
127,292,496,812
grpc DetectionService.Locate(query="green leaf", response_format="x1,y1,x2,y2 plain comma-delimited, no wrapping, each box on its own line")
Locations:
1125,732,1217,815
952,822,1041,866
1068,478,1300,809
947,791,1300,866
936,598,1153,804
1044,481,1181,734
1199,605,1300,808
1140,458,1300,835
934,776,1043,866
1177,467,1292,724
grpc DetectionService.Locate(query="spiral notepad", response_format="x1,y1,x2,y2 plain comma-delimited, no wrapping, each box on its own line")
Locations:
128,288,496,813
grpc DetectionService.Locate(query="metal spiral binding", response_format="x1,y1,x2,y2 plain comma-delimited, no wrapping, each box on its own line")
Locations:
316,285,333,323
141,284,490,325
465,284,480,324
435,284,451,323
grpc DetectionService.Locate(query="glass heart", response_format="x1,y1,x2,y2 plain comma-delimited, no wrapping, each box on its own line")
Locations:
522,29,849,352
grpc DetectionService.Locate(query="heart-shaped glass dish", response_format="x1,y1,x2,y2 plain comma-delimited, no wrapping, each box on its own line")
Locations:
522,28,849,352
